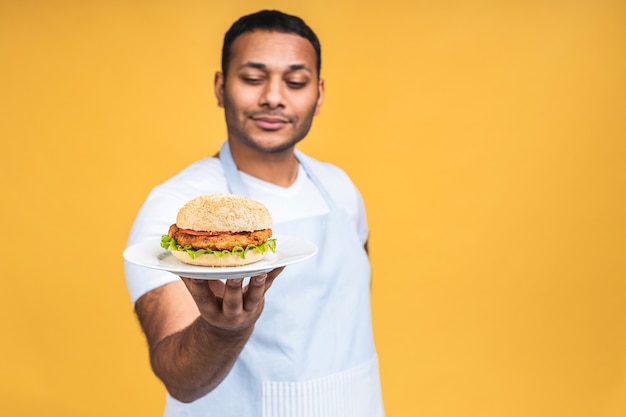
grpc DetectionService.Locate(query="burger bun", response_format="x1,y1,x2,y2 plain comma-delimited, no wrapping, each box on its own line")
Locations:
171,249,267,267
176,193,272,232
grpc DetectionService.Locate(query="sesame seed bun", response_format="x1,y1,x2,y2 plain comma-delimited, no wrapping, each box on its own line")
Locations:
170,249,266,267
176,193,272,232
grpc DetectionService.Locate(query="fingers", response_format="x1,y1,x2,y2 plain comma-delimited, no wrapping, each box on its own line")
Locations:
181,277,222,317
243,267,284,311
265,267,284,289
222,278,245,315
181,268,284,320
181,278,217,304
243,274,267,312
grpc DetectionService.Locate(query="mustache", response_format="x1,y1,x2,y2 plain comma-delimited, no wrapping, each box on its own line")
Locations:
245,110,295,123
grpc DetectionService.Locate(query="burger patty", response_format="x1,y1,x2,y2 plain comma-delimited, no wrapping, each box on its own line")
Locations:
168,224,272,251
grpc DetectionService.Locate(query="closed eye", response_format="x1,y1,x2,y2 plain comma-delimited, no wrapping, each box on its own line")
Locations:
242,77,264,85
286,81,306,89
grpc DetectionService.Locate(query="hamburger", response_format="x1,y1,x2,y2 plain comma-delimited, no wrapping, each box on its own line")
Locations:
160,194,276,267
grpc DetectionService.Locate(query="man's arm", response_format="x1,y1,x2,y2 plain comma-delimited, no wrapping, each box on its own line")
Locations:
134,269,282,403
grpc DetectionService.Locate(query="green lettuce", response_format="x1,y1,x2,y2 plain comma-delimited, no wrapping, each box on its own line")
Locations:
161,235,277,260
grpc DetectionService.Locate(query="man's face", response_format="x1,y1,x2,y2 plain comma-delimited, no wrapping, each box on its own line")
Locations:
215,30,324,154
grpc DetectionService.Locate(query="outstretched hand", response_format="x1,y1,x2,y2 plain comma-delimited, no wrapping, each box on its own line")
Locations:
181,267,284,333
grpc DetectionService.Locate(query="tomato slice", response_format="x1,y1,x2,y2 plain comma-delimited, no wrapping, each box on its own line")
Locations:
178,228,234,236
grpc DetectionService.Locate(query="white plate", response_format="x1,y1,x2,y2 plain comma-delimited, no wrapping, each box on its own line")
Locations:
123,235,318,279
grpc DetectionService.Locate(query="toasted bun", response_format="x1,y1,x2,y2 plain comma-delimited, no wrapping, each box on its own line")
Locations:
171,249,267,267
176,194,272,232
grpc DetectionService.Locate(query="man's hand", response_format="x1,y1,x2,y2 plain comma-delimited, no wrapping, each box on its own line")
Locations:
181,267,284,333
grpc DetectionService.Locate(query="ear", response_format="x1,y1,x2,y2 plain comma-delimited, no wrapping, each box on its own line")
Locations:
214,71,225,108
314,78,325,115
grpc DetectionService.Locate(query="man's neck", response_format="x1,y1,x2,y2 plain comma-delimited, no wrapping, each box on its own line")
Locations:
228,140,299,188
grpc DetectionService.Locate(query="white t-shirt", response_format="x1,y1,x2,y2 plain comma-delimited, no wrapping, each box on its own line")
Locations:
124,153,368,304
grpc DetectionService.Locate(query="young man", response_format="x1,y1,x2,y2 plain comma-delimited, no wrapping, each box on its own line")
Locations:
125,10,385,416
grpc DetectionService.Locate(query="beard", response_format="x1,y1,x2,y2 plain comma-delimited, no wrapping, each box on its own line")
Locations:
222,93,318,154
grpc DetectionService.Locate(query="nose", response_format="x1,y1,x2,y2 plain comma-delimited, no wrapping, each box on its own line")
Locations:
259,77,285,109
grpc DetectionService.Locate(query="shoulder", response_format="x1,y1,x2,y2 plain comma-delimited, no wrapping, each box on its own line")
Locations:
149,157,228,210
127,157,228,245
158,157,226,194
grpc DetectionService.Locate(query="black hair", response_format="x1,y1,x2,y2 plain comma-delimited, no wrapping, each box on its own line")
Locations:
221,10,321,77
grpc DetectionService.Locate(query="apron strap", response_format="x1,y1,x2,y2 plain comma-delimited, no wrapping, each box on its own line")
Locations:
219,141,338,210
219,141,248,197
294,149,338,211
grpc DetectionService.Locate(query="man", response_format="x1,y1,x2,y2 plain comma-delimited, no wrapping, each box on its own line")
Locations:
125,10,384,416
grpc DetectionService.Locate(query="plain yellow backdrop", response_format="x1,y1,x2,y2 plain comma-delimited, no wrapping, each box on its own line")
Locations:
1,1,625,416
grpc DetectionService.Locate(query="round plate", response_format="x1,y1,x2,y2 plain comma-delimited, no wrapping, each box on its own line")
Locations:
123,235,318,279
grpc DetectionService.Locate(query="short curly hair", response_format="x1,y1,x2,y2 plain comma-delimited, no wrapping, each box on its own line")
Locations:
221,10,321,77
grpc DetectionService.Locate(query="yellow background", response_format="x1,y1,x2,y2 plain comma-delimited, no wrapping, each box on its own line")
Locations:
1,1,625,416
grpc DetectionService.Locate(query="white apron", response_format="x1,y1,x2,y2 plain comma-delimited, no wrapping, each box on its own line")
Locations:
164,142,385,417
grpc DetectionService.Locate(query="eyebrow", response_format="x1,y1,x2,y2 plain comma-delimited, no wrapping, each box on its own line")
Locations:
238,61,313,73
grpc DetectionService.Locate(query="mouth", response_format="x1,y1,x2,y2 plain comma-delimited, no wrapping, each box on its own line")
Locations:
250,114,291,130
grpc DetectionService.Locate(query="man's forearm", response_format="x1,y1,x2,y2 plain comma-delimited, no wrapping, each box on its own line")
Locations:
150,316,253,403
